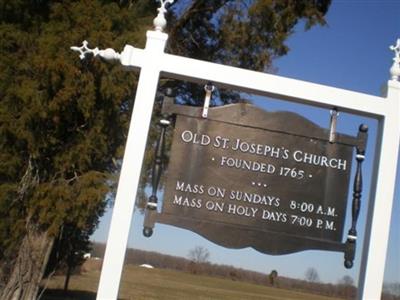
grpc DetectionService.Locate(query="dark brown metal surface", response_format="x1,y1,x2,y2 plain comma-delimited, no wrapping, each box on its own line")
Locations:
155,101,359,255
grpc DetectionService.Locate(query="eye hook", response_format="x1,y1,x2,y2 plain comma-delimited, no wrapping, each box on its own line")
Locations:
202,82,215,118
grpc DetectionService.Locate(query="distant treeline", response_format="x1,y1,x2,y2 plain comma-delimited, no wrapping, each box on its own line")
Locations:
90,242,399,300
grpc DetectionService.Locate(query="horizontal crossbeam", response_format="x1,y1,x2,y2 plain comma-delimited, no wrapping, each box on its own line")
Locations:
121,44,387,117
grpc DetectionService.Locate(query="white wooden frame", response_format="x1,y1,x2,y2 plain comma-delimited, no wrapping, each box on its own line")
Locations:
79,30,400,300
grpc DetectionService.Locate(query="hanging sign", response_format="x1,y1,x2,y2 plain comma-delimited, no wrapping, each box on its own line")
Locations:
145,99,367,264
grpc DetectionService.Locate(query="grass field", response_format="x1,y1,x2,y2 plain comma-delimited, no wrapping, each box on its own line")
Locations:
42,265,342,300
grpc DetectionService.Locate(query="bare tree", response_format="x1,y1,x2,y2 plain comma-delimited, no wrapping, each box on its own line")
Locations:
188,246,210,263
383,282,400,297
305,267,320,283
338,275,354,286
338,275,356,299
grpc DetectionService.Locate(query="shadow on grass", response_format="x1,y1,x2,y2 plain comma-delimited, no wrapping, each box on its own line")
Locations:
40,289,96,300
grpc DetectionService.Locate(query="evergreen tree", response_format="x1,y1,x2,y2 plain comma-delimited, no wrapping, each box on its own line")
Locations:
0,1,155,298
0,1,330,299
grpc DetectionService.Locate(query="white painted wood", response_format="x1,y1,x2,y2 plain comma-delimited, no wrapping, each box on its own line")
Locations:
358,80,400,300
118,48,387,116
90,28,400,299
159,53,388,117
390,39,400,81
153,0,174,31
96,31,168,300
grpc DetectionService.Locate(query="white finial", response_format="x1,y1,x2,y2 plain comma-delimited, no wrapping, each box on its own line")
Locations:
71,41,120,61
153,0,174,32
71,40,97,60
390,39,400,60
389,38,400,81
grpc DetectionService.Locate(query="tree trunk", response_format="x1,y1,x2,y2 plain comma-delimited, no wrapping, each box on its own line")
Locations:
63,260,72,293
0,226,54,300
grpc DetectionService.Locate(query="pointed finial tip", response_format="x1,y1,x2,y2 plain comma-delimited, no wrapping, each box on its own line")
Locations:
389,38,400,81
389,38,400,57
153,0,174,31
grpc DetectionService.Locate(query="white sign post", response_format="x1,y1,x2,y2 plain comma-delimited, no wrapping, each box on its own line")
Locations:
72,4,400,299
